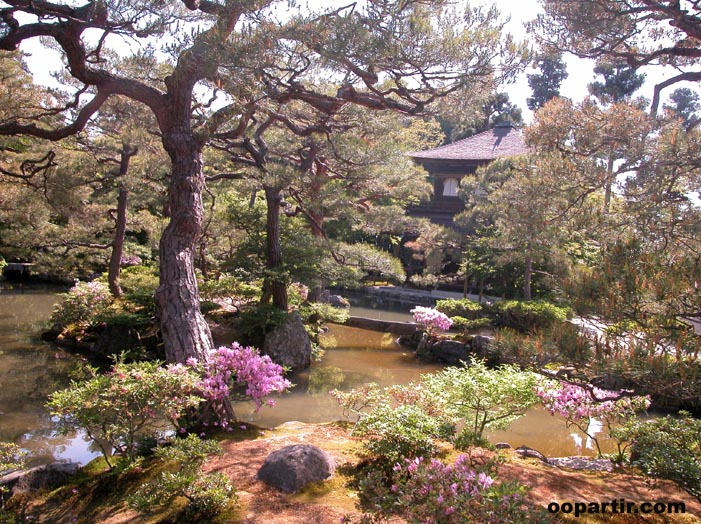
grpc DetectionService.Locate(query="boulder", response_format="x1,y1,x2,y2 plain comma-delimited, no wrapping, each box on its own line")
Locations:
590,373,637,391
416,334,500,366
494,442,512,449
263,312,312,371
316,289,331,304
257,444,336,493
329,295,350,308
515,445,549,464
1,463,80,496
416,337,470,365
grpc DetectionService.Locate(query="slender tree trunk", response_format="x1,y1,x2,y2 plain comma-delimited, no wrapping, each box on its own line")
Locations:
523,247,533,301
263,185,288,311
604,151,614,213
157,131,213,364
107,186,128,297
107,144,137,298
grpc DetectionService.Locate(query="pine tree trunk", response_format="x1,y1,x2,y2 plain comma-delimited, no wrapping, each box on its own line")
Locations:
107,186,128,298
263,185,288,311
604,151,614,213
523,249,533,301
157,131,213,364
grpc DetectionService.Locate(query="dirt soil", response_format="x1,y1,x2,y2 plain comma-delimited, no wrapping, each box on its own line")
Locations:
14,421,701,524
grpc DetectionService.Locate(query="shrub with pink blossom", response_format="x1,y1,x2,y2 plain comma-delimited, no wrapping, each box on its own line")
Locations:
51,280,113,326
536,380,650,459
47,344,292,466
187,343,292,427
411,306,453,334
352,454,553,524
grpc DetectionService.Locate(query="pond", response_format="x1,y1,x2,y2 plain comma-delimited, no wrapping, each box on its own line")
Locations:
0,284,99,468
0,287,617,469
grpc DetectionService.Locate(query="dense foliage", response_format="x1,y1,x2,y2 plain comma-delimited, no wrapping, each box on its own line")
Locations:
128,435,236,522
620,412,701,501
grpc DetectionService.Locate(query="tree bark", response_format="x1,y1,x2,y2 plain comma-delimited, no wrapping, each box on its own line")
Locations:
156,130,213,364
263,185,288,311
523,248,533,301
604,151,614,213
107,186,128,298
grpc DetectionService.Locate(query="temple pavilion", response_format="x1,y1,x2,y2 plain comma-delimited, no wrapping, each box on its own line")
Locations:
407,122,530,226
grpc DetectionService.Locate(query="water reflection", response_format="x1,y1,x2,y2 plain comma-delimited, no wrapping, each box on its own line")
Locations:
0,285,100,467
236,323,618,457
233,324,443,428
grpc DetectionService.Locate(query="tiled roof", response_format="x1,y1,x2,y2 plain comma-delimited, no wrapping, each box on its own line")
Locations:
409,124,530,161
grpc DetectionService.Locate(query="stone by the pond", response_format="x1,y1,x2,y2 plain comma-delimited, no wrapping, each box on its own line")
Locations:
263,312,312,371
495,442,512,449
548,457,614,472
257,444,336,494
329,295,350,308
415,334,497,366
1,462,80,496
515,445,549,464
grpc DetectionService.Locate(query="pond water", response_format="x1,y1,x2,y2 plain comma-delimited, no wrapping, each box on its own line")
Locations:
235,323,620,457
0,284,100,468
1,287,615,469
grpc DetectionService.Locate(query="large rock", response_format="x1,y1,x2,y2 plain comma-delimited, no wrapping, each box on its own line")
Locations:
263,312,312,371
1,463,80,496
328,295,350,308
257,444,336,493
417,337,471,365
416,334,499,366
515,445,549,464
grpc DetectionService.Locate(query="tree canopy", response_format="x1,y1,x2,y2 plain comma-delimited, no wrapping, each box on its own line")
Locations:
532,0,701,114
0,0,526,364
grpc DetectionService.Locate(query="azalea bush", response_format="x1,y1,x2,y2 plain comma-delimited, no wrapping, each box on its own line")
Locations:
187,343,292,427
47,360,202,467
48,343,291,467
352,455,553,524
536,380,650,459
50,280,112,326
411,306,452,334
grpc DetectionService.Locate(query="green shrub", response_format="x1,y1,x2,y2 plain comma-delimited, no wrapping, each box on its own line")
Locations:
0,442,27,475
421,359,539,442
622,412,701,501
299,302,350,326
450,316,492,332
549,322,591,363
491,300,572,333
236,305,289,346
198,274,261,301
435,298,485,320
119,265,159,316
47,360,202,467
128,435,236,521
353,403,451,468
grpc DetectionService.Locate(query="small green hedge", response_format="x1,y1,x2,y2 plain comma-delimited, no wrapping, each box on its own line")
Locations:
435,298,485,320
450,316,492,331
490,300,572,333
